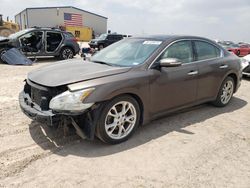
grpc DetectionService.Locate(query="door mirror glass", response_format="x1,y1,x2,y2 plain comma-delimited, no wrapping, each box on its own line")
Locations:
160,58,182,67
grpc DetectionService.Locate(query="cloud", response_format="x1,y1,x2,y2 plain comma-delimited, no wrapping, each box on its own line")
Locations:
1,0,250,42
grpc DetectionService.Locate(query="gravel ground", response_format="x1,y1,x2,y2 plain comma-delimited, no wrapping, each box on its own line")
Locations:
0,57,249,188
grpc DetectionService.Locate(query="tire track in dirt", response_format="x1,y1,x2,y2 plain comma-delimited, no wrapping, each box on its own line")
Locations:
0,124,80,179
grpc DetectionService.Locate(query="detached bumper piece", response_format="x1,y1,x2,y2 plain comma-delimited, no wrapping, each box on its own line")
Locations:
2,48,33,65
19,91,61,126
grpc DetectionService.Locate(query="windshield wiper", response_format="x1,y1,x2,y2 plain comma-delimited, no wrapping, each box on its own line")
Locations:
91,60,113,66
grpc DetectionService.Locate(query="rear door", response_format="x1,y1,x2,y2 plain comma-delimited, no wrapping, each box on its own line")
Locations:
45,31,63,55
150,40,198,114
107,35,117,45
193,40,226,101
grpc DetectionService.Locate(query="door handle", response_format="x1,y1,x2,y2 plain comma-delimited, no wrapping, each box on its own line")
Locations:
219,65,228,69
187,70,198,76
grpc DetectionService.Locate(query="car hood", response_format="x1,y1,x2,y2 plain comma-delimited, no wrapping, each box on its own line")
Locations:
28,59,131,87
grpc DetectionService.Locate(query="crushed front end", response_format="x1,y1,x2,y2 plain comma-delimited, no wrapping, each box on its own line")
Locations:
19,79,97,139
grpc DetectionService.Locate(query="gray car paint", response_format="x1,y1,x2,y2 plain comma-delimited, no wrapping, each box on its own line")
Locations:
20,35,242,138
28,60,131,87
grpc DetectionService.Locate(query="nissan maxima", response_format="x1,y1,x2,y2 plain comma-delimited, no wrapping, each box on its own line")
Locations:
19,35,242,144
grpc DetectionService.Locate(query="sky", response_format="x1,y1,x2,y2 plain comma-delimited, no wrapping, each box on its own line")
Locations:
1,0,250,42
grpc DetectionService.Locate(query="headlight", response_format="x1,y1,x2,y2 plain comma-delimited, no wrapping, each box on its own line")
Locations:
49,88,95,113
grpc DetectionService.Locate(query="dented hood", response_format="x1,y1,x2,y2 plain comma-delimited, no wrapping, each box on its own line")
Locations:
28,59,130,87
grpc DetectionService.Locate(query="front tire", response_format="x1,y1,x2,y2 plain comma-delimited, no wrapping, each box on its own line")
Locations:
59,47,74,60
96,95,141,144
212,77,235,107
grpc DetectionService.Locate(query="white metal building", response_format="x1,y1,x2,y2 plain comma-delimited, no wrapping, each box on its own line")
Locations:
15,6,108,35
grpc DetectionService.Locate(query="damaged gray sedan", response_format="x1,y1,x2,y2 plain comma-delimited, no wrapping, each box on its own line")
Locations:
19,35,242,144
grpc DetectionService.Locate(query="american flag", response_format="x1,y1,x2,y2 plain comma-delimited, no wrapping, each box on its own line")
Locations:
64,13,83,27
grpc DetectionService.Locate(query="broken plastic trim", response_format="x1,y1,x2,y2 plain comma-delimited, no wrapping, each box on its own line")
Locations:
71,117,87,139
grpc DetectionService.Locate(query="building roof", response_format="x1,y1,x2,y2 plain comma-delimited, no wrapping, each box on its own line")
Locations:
15,6,108,19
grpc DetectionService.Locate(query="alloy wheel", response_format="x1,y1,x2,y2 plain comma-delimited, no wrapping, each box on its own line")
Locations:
62,48,73,59
104,101,137,140
220,80,234,104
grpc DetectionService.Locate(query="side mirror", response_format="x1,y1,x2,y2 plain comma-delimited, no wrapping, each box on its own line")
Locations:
160,58,182,67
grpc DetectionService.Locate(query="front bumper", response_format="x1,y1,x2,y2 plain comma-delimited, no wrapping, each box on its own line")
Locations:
19,91,61,126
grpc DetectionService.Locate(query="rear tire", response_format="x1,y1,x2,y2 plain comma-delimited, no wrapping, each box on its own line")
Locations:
212,77,235,107
59,47,74,60
95,95,140,144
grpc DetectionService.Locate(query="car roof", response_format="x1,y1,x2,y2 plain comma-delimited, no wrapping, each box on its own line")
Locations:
131,35,214,42
28,27,66,33
108,33,123,36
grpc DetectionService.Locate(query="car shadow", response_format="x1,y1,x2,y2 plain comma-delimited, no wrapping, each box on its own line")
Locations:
29,97,247,158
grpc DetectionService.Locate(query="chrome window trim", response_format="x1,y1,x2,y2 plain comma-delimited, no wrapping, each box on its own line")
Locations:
148,38,224,69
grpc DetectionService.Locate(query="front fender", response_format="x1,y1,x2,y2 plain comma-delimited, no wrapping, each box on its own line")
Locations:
70,70,152,124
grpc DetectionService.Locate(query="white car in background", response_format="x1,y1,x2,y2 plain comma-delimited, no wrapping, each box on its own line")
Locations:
242,54,250,77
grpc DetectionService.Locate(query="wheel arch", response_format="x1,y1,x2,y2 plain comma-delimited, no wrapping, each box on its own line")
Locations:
122,93,144,125
97,92,145,125
227,73,238,93
60,45,75,55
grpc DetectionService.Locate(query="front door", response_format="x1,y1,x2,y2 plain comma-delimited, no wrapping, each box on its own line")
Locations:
19,31,44,56
150,40,198,115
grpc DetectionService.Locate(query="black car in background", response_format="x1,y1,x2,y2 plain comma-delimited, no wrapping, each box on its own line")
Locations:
88,33,123,50
0,27,80,61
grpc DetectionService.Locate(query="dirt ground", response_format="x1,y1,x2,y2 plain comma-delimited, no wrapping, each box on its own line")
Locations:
0,57,249,188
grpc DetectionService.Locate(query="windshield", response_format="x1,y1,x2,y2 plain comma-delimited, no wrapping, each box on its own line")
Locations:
97,34,108,40
90,38,162,67
8,29,33,39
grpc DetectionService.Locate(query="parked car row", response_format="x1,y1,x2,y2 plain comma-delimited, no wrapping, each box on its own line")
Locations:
0,27,80,62
217,41,250,57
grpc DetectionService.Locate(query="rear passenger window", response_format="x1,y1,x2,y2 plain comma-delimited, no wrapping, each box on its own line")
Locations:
194,41,221,61
160,41,193,64
107,35,114,40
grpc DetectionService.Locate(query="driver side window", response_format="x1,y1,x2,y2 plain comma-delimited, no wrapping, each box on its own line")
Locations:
159,40,193,64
